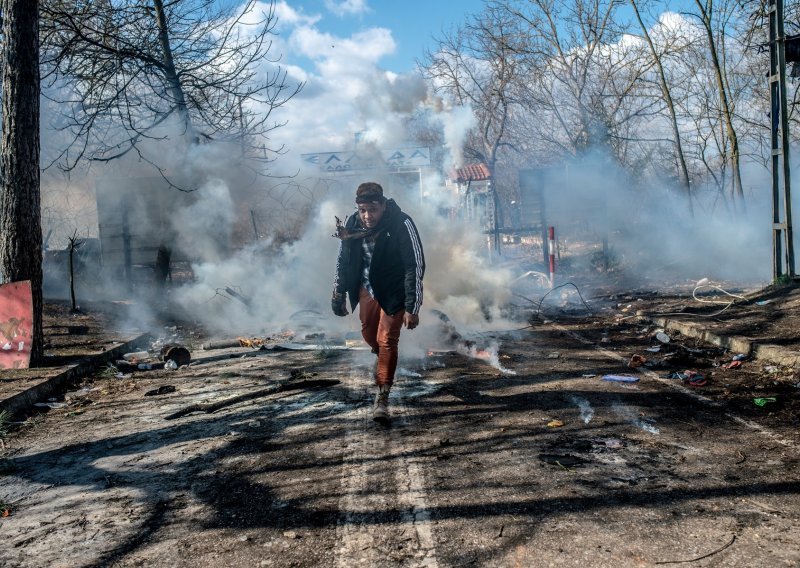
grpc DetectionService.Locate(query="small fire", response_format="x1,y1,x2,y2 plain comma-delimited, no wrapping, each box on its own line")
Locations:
463,342,516,375
428,309,515,374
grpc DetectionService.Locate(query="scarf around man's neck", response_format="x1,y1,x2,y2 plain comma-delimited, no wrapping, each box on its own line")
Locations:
332,215,383,241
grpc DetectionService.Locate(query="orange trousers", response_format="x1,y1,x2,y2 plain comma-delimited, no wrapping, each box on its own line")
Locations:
358,287,404,386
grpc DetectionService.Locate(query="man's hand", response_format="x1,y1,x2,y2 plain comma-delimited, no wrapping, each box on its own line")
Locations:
332,292,348,317
403,313,419,330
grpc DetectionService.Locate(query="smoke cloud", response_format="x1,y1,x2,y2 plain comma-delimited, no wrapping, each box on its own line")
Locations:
37,0,783,354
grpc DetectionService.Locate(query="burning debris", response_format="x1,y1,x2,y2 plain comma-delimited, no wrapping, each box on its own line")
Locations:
114,342,192,373
159,344,191,367
429,309,516,375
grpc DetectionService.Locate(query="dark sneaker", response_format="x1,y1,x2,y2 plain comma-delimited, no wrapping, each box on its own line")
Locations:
373,385,391,423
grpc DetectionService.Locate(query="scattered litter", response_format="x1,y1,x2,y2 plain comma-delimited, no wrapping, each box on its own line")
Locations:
144,385,176,397
646,346,661,353
683,370,707,386
268,343,350,351
755,300,772,306
764,365,779,373
137,363,154,370
628,354,647,369
546,420,564,428
33,401,66,409
283,531,301,540
753,397,777,407
655,331,671,344
160,344,191,367
723,360,742,370
581,374,597,378
123,351,150,362
667,372,687,380
546,352,561,359
601,375,640,383
67,386,96,397
732,354,748,361
604,439,624,449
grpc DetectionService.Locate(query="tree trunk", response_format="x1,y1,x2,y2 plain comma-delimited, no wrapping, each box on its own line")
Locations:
0,0,43,364
630,0,694,217
695,0,745,208
152,0,192,136
68,231,78,312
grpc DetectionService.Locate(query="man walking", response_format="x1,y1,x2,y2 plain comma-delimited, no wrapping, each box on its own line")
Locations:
332,182,425,423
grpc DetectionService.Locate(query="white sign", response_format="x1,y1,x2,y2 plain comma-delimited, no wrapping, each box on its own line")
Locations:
301,147,431,172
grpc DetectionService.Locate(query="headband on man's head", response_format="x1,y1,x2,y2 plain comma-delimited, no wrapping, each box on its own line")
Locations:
355,182,386,204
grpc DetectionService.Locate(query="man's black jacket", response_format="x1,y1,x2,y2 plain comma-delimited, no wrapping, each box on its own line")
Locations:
333,199,425,315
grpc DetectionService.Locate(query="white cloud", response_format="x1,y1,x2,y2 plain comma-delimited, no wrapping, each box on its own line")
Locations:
324,0,371,17
252,13,409,164
290,26,395,65
272,0,321,26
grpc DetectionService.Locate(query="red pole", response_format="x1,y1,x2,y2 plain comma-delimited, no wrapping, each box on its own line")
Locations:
548,226,556,288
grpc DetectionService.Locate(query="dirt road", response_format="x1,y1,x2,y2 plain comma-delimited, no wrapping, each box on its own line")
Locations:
1,323,799,567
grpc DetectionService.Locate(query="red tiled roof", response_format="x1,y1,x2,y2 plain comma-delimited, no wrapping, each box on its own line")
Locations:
451,163,491,183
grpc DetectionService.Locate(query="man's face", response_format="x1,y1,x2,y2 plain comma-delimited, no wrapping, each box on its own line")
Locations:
358,201,386,229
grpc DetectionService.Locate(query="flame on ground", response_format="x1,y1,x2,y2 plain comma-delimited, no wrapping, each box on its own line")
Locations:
427,344,516,374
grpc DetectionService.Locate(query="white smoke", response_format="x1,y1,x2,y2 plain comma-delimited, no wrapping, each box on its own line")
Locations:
169,177,518,343
173,179,237,263
437,102,477,169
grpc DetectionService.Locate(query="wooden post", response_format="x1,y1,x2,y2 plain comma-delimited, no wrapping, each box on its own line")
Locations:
250,210,259,241
67,230,79,312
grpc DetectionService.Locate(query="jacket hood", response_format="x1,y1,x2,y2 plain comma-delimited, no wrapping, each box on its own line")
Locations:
382,199,402,220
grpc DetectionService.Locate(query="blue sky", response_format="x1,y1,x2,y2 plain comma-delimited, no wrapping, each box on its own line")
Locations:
251,0,490,166
271,0,694,73
252,0,692,171
277,0,487,73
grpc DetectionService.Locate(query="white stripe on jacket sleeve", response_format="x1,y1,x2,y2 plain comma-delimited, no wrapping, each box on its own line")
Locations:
404,218,424,314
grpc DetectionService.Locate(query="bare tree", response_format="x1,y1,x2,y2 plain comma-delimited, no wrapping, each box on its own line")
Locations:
495,0,657,165
422,6,522,171
630,0,694,213
690,0,746,207
40,0,303,184
0,0,44,363
422,5,529,232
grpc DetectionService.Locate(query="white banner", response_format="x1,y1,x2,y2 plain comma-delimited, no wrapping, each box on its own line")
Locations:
301,147,431,172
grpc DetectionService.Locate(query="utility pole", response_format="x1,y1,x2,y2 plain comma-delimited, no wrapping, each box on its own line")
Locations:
769,0,795,280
